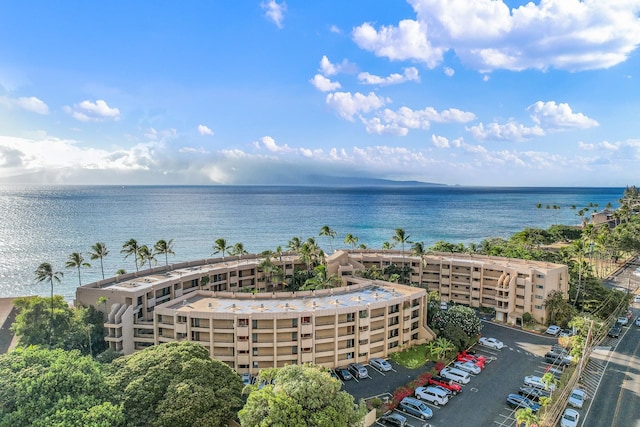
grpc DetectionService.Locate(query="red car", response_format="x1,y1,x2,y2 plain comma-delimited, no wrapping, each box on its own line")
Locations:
457,352,485,369
428,376,463,395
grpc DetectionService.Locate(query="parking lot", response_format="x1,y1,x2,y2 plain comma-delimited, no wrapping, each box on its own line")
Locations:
338,321,564,426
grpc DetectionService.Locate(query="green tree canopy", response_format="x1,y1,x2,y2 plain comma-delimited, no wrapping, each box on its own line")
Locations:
107,341,243,427
0,346,123,427
238,364,365,427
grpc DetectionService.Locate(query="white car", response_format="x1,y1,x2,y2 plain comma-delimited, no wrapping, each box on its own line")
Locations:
634,294,640,303
523,375,556,392
617,316,629,326
568,388,586,409
453,361,481,375
560,408,580,427
479,337,504,349
369,357,392,372
635,317,640,327
545,325,561,335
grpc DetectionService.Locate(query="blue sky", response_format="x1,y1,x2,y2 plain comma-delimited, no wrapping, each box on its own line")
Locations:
1,0,639,187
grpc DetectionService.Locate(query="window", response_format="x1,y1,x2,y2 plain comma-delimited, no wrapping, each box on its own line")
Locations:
252,320,258,328
253,361,259,368
292,332,297,341
536,284,544,289
191,331,200,341
388,341,399,349
238,319,249,327
177,316,187,324
359,310,368,318
301,316,311,325
292,318,298,327
346,339,354,348
253,347,258,356
389,304,400,314
238,336,248,342
292,346,298,354
346,326,354,334
252,333,258,342
535,305,543,310
191,318,201,327
388,316,399,326
535,295,543,300
388,329,399,339
346,312,354,322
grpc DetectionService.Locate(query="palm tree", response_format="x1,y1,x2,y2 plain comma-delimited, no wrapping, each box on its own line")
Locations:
89,242,109,280
319,225,337,253
301,264,339,291
382,241,394,251
229,242,248,257
34,262,63,348
212,238,230,258
65,252,91,287
515,408,539,427
392,228,411,269
154,239,175,266
121,239,140,272
344,233,359,249
287,237,302,253
427,337,455,360
137,245,156,270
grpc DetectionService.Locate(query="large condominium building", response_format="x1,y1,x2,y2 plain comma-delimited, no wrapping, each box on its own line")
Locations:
75,250,568,367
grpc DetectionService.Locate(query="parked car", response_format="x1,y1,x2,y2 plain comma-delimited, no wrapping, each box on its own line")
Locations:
335,367,352,381
518,386,550,402
635,316,640,327
478,337,504,349
348,362,369,379
415,386,449,406
458,350,486,364
398,397,433,420
617,316,629,326
369,357,392,372
634,294,640,303
560,408,580,427
559,329,573,337
608,324,622,338
545,325,561,336
456,353,485,369
379,411,407,427
453,360,481,374
568,388,587,409
428,375,463,395
524,375,556,391
440,367,471,384
241,373,253,386
544,351,571,366
506,394,540,412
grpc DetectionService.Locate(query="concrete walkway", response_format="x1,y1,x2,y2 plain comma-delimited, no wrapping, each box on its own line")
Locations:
0,297,20,353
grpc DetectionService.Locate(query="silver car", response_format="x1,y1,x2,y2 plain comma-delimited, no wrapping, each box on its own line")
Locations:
369,358,392,372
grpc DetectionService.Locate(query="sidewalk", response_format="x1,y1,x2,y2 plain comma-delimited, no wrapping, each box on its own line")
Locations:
0,297,19,353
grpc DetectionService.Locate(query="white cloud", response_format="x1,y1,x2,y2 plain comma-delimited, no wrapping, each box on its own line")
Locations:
527,101,598,131
358,67,420,86
64,99,120,122
353,20,445,68
0,95,49,114
431,134,449,148
353,0,640,72
253,135,294,153
444,67,455,77
467,121,545,142
261,0,286,29
364,105,476,135
197,124,214,136
310,74,342,92
145,127,177,141
325,91,389,121
329,24,341,34
319,55,357,76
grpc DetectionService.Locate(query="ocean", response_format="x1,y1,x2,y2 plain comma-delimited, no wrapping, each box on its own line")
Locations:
0,185,625,300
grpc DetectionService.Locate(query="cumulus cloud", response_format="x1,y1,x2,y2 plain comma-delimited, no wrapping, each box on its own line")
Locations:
325,91,389,121
64,99,120,122
353,0,640,72
444,67,455,77
261,0,286,29
358,67,420,86
310,74,342,92
319,55,357,76
253,135,294,153
527,101,599,131
197,124,214,136
467,121,545,142
363,105,476,135
431,134,450,148
0,95,49,114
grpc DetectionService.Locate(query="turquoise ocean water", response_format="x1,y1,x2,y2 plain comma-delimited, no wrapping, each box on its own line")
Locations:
0,185,625,300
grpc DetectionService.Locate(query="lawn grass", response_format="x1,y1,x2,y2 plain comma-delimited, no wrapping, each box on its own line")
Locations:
389,344,429,369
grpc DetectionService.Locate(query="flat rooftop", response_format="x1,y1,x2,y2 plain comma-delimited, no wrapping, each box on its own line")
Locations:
162,283,423,315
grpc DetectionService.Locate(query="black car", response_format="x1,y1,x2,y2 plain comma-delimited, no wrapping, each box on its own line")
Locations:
544,351,571,366
608,324,622,338
518,386,551,402
506,394,540,412
335,367,352,381
379,412,407,427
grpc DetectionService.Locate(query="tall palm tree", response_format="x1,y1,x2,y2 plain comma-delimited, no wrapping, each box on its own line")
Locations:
319,225,337,253
137,245,156,270
65,252,91,287
34,262,63,349
392,228,411,268
287,236,302,253
154,239,175,266
121,239,140,272
229,242,248,257
515,408,539,427
89,242,109,280
212,238,230,258
344,233,359,249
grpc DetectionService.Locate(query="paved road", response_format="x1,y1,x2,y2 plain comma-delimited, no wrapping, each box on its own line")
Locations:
603,255,640,293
